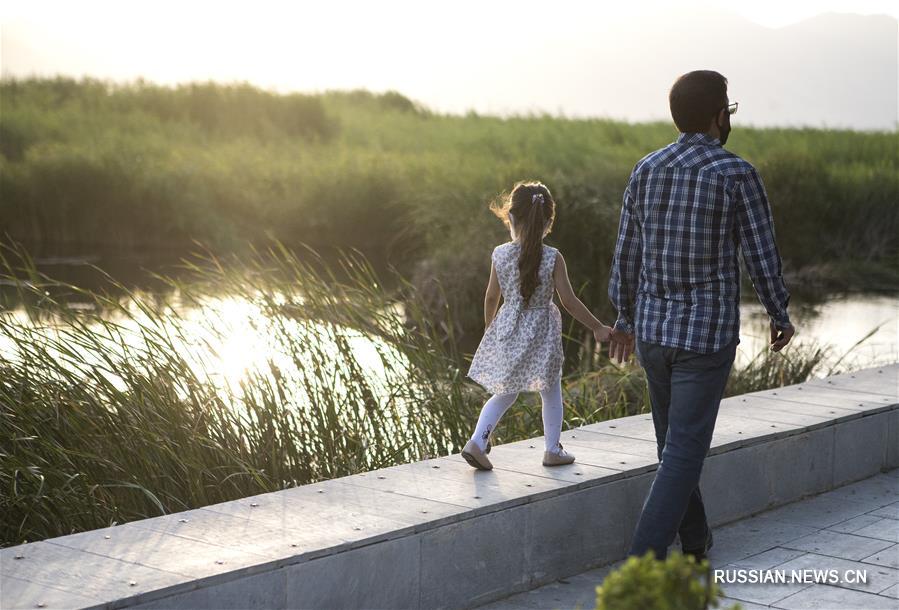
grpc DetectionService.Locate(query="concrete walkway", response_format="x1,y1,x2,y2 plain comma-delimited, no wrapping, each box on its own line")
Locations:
2,365,896,609
479,469,899,610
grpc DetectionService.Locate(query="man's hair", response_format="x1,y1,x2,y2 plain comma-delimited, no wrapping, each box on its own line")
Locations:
669,70,728,133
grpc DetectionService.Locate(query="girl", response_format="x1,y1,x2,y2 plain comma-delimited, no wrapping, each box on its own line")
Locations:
462,181,612,471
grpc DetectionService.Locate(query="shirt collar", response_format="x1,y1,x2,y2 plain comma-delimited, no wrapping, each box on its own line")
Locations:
676,132,721,147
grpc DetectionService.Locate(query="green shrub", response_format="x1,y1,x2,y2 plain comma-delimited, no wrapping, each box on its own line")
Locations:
595,552,742,610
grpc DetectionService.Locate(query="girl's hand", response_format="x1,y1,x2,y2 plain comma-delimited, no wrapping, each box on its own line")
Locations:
593,324,612,343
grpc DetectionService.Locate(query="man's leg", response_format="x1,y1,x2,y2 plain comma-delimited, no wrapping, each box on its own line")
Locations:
635,340,673,460
635,340,714,553
628,339,737,559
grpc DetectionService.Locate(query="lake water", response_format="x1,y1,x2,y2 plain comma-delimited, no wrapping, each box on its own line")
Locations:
737,294,898,370
1,256,897,386
3,285,896,391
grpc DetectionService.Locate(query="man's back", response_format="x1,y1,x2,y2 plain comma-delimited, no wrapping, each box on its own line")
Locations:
613,69,795,562
609,131,791,354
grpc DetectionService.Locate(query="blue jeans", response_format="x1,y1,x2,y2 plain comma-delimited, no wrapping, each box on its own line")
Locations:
628,336,738,559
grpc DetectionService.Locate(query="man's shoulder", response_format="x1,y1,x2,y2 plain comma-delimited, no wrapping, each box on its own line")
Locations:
632,143,757,178
704,148,757,177
632,145,672,173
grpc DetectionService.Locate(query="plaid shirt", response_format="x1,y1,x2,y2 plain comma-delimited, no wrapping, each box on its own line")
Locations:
608,132,791,354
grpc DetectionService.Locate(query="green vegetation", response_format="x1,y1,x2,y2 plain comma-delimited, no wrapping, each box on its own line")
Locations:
2,76,897,346
0,242,834,547
595,552,740,610
0,77,892,547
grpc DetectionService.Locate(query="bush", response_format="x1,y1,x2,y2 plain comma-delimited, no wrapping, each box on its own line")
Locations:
595,552,742,610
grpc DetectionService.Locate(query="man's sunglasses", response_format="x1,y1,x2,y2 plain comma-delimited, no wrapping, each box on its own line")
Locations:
724,102,738,115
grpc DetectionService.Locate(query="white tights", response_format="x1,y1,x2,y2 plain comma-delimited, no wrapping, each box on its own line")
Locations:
469,380,564,454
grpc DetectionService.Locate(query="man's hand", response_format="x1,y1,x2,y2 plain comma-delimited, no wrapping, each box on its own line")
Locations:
770,321,795,352
609,328,635,363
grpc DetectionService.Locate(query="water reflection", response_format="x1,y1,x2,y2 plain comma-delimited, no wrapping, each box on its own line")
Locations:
739,295,898,369
3,264,896,398
1,290,408,410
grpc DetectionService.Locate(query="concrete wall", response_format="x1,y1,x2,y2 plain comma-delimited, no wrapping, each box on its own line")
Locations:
2,365,897,610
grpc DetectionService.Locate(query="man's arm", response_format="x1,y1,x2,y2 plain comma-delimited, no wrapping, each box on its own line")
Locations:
607,171,641,361
736,167,794,350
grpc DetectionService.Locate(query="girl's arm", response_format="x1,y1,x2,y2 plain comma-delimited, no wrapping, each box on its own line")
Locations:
484,262,502,328
552,252,612,342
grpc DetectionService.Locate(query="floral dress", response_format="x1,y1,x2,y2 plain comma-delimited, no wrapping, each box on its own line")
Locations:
467,241,564,395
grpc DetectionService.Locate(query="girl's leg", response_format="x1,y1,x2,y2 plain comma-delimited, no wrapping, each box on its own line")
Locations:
540,379,564,454
470,392,519,451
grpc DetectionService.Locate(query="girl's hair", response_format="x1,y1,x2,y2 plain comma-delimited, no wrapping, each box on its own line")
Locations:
490,181,556,305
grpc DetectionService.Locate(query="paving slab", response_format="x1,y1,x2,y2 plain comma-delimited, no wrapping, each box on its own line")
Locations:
281,475,469,526
129,488,452,563
484,450,627,485
827,513,886,534
852,517,899,543
0,540,188,605
761,495,876,530
775,552,899,595
781,530,895,561
707,413,806,452
486,437,657,476
802,365,899,399
825,472,899,508
727,547,808,570
727,394,865,420
705,515,821,566
558,427,660,458
0,574,106,610
748,384,897,414
880,582,899,598
339,458,575,515
47,520,278,582
861,544,899,569
719,579,812,607
773,583,898,609
579,415,657,442
197,489,419,560
719,395,854,428
720,599,771,610
868,501,899,521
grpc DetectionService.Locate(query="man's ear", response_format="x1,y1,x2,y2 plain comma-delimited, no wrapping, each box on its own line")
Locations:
708,114,720,135
713,108,725,127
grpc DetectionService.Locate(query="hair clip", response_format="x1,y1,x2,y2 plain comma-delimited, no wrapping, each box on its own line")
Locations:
532,193,545,205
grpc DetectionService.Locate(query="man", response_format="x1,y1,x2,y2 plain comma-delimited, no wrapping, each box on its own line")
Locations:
607,70,795,560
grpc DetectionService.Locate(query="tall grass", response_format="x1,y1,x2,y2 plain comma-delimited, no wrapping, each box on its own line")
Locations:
0,241,465,544
0,240,856,547
4,76,896,347
2,77,896,264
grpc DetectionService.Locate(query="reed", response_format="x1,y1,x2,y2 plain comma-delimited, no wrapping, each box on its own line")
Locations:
0,241,866,547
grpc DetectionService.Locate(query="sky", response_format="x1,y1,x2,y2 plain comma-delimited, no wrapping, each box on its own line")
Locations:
2,0,897,129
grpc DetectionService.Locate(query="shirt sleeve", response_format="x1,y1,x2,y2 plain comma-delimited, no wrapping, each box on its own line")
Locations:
608,170,642,334
736,168,792,328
